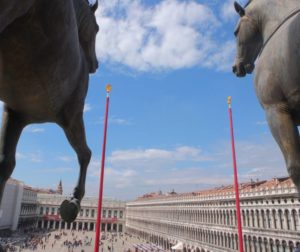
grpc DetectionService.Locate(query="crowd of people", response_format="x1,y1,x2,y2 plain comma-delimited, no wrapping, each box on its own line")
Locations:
0,229,163,252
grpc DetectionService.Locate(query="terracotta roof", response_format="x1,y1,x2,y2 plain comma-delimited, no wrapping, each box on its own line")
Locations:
136,177,295,200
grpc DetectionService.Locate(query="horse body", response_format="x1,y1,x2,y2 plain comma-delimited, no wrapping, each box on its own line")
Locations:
1,0,85,121
256,17,300,109
233,0,300,193
0,0,98,223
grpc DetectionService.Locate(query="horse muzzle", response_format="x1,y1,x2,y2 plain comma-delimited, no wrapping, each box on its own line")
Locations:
232,62,254,77
89,60,99,73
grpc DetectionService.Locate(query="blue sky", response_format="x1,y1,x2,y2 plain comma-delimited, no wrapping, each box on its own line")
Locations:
9,0,287,200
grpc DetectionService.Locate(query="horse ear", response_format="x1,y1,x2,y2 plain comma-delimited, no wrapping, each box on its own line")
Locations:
234,1,245,17
91,0,98,13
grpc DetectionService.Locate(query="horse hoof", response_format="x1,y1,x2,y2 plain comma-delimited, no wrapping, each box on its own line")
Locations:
60,198,80,223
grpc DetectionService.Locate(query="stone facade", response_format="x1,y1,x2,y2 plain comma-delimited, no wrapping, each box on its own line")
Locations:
18,185,38,230
126,177,300,252
36,194,126,233
0,179,24,232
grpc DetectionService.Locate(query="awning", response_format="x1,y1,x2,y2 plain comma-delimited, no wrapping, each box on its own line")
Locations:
171,242,183,250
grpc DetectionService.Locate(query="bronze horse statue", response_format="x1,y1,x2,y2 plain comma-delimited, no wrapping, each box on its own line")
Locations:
0,0,99,223
233,0,300,194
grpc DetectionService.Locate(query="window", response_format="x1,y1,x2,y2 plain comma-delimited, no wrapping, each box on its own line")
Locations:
114,210,118,218
86,209,89,217
120,211,123,219
102,210,106,218
40,207,44,215
51,207,55,215
91,209,95,218
108,210,112,218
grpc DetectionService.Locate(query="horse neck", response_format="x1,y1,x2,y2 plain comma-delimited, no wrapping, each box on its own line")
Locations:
0,0,35,33
250,0,300,43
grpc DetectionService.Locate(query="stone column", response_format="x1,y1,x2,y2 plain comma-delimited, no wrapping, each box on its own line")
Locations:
271,211,276,229
262,241,267,252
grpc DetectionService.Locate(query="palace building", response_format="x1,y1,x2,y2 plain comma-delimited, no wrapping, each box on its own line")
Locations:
0,179,126,234
0,179,24,233
36,193,126,233
18,185,38,230
126,177,300,252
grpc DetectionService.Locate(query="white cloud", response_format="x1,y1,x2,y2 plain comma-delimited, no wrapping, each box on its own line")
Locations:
109,117,132,125
108,146,210,164
97,116,132,126
88,160,138,189
84,103,92,113
25,126,45,133
256,120,267,126
83,134,289,200
16,151,43,163
29,153,43,163
221,0,236,21
58,155,75,163
203,41,236,71
212,139,287,180
39,167,73,173
16,152,27,160
96,0,234,72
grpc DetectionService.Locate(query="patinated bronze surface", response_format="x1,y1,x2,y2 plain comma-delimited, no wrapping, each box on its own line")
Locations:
0,0,99,225
233,0,300,194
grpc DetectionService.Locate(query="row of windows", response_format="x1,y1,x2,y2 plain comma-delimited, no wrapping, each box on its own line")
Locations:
38,220,123,232
39,206,124,219
21,205,37,215
129,197,300,209
127,207,300,231
129,227,300,252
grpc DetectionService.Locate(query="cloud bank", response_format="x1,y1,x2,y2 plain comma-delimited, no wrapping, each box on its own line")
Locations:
96,0,236,72
85,137,287,200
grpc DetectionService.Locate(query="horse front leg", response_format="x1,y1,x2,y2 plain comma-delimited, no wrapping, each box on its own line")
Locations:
265,103,300,194
59,112,91,223
0,106,25,204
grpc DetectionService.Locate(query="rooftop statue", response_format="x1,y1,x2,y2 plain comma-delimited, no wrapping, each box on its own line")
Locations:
0,0,99,225
233,0,300,195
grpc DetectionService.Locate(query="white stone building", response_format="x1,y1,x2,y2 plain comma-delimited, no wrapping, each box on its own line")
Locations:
18,185,38,230
126,177,300,252
36,193,126,233
0,179,24,232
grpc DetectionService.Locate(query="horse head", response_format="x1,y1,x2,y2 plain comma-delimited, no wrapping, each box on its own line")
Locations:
77,0,99,73
232,1,262,77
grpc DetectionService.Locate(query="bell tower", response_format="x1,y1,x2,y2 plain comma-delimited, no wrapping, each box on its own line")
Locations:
57,180,63,195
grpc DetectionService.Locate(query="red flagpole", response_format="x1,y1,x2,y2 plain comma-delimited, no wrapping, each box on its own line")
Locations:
227,96,244,252
94,84,112,252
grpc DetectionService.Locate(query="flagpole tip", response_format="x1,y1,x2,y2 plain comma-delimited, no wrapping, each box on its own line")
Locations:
106,84,112,93
227,96,232,106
